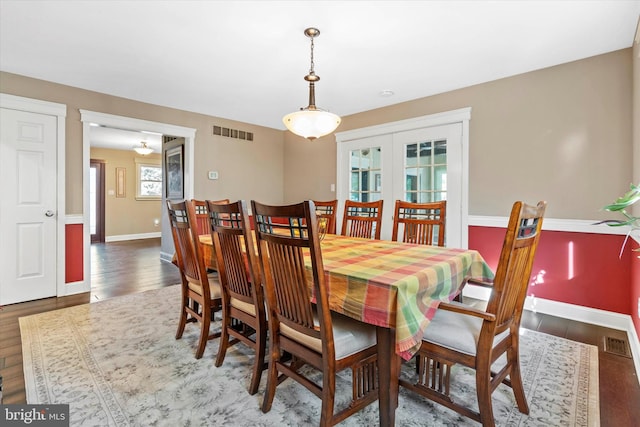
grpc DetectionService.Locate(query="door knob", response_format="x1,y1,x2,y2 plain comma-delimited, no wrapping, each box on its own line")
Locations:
45,210,55,217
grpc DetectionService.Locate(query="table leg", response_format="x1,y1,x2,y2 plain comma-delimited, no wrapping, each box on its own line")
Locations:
377,326,399,426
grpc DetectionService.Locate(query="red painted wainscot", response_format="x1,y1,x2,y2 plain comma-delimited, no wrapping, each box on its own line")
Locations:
469,226,632,315
65,223,84,283
631,239,640,340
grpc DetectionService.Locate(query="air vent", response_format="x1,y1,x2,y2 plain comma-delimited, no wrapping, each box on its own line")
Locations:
213,125,253,141
163,135,179,144
603,336,632,358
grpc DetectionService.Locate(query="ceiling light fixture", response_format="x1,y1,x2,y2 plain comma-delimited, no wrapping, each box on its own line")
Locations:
283,27,341,140
134,142,153,156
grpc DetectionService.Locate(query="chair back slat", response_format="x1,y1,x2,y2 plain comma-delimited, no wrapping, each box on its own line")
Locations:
313,199,338,234
341,200,383,240
252,200,328,343
486,201,546,329
192,198,230,236
207,200,259,305
167,200,210,299
392,200,446,246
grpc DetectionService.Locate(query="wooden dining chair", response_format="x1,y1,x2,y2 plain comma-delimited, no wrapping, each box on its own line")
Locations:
252,200,379,427
313,199,338,234
167,199,222,359
192,198,230,271
392,200,446,246
207,199,267,395
399,200,547,427
340,199,384,240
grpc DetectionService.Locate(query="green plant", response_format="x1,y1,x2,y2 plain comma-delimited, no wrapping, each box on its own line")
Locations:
595,183,640,257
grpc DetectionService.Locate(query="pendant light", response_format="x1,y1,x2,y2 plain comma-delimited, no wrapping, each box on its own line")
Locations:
283,28,341,140
134,141,153,156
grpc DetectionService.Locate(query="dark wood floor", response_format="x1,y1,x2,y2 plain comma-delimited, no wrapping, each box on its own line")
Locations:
0,238,638,426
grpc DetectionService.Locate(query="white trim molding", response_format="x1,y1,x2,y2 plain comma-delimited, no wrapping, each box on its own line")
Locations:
1,93,67,299
106,232,162,242
160,251,175,264
469,215,633,236
65,214,84,225
335,107,471,141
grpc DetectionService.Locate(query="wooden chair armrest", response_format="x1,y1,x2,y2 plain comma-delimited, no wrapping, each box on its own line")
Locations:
438,301,496,322
452,277,493,302
465,277,494,288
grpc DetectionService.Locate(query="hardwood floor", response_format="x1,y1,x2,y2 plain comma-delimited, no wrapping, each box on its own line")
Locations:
1,238,639,426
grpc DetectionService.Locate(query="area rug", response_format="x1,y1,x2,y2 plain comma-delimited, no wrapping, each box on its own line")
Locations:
20,285,599,426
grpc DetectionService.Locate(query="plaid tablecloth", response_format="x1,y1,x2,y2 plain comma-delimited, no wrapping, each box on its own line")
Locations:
201,233,494,360
314,235,494,360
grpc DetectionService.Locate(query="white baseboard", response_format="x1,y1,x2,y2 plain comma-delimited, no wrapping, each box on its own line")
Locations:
61,280,89,296
105,232,161,242
463,284,640,383
160,251,174,263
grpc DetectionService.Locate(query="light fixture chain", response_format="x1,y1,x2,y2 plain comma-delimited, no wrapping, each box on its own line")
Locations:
309,35,315,74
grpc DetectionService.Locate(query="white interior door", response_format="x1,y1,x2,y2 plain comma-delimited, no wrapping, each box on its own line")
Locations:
0,108,58,304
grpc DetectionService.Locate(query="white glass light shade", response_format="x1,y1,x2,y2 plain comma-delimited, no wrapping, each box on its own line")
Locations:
283,109,341,140
134,143,153,156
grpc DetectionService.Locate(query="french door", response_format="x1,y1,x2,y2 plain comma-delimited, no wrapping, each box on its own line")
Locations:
336,109,470,247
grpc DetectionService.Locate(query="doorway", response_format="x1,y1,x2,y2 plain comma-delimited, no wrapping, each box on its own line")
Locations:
79,110,196,293
90,160,106,243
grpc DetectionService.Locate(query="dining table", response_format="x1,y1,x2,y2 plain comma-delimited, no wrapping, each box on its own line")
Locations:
199,232,494,426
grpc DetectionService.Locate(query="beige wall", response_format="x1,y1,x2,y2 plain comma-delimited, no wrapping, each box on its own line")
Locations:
0,72,285,215
1,48,633,221
90,148,163,237
284,49,634,221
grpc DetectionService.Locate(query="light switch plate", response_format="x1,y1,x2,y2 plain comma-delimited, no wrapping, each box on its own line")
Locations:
208,171,219,180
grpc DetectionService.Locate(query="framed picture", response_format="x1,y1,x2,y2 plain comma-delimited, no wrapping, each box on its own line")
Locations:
165,145,184,200
115,167,126,198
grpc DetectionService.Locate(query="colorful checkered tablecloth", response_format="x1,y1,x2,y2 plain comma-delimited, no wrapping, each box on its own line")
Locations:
314,235,494,360
201,232,494,360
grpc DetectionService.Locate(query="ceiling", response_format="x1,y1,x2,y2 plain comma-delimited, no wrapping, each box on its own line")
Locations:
1,1,639,151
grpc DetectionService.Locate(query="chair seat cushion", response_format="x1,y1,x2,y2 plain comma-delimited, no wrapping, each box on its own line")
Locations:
187,275,222,299
231,297,256,316
422,308,509,356
280,311,376,360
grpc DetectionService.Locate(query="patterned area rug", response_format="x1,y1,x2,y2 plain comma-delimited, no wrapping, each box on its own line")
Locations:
20,285,599,426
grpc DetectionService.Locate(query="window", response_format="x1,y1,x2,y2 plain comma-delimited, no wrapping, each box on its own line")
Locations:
135,158,162,200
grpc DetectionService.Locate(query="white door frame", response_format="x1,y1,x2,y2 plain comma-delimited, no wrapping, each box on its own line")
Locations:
336,107,471,247
0,93,67,297
80,110,196,292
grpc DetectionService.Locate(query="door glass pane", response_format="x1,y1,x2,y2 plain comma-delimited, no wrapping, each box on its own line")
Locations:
405,168,417,191
417,192,433,203
349,147,382,202
404,140,447,202
434,140,447,164
350,172,359,192
419,142,432,165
